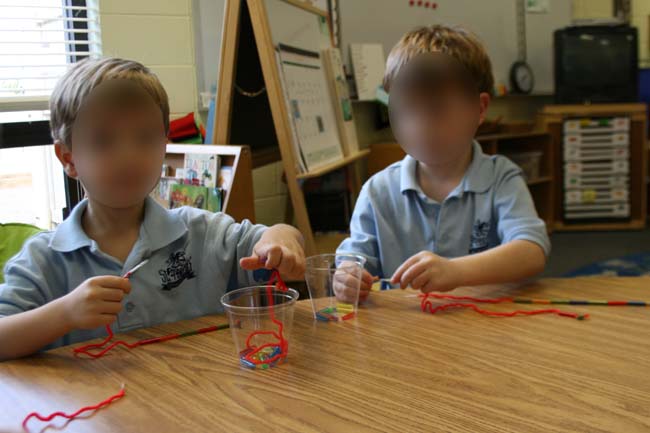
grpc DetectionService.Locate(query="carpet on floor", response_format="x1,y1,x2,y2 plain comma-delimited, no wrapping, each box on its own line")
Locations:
564,252,650,277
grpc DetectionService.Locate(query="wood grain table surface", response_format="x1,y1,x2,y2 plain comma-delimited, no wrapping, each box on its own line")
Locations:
1,277,649,433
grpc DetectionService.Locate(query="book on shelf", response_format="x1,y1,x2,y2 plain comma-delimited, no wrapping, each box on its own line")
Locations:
183,153,220,188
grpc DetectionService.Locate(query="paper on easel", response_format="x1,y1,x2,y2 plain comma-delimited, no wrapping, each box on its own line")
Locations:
275,50,308,173
323,47,359,156
350,43,386,101
276,43,343,173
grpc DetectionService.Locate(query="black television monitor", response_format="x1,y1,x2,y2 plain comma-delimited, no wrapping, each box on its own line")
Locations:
554,25,638,104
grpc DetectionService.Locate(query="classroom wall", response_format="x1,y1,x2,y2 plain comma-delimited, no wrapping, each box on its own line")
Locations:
572,0,612,19
252,162,289,226
192,0,226,98
98,0,649,227
99,0,198,118
632,0,650,66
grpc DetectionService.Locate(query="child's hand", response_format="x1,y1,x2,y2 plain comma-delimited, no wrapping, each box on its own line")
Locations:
332,266,375,303
61,276,131,329
240,225,306,280
391,251,459,293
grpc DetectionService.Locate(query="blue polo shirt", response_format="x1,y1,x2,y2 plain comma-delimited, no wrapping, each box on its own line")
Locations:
337,141,550,278
0,197,267,349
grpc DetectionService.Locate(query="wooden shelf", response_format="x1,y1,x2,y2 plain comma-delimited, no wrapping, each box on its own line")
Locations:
527,176,552,186
163,144,255,223
538,103,648,232
476,130,550,141
251,146,282,168
296,149,370,180
554,220,646,232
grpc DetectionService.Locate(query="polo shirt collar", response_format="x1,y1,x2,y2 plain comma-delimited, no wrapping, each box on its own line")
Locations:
50,197,188,253
399,140,493,197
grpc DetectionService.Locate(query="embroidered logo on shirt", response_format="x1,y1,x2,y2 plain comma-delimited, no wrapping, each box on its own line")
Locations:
469,219,490,254
159,250,196,290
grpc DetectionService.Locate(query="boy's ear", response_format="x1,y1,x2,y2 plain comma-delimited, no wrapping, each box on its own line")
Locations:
54,140,78,178
477,92,491,125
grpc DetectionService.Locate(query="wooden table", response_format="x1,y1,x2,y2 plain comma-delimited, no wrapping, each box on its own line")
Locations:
1,277,650,433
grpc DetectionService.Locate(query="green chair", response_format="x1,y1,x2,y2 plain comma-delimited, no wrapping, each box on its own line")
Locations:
0,223,43,284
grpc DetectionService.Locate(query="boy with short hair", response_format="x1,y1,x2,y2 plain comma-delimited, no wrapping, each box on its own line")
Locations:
337,25,550,298
0,58,305,360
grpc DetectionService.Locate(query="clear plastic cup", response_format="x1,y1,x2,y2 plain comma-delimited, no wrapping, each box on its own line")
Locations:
220,285,299,369
305,254,366,322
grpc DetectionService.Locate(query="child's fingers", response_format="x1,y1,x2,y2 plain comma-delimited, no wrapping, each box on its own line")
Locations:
100,301,123,315
411,270,431,292
284,253,306,279
333,269,359,286
391,254,421,284
99,314,118,326
278,252,297,277
239,255,264,270
334,285,358,303
293,256,306,278
100,288,126,302
361,270,375,286
398,260,428,289
264,246,283,269
93,276,132,293
360,278,373,291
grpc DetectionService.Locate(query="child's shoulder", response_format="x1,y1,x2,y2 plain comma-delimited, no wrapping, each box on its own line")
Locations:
163,204,262,236
363,157,407,192
15,230,55,256
166,205,235,226
480,152,525,187
3,229,58,273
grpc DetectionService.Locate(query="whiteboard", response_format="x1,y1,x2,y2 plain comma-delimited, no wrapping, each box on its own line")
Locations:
338,0,572,94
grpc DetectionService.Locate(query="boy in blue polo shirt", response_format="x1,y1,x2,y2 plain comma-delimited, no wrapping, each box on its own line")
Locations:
0,58,305,360
337,25,550,299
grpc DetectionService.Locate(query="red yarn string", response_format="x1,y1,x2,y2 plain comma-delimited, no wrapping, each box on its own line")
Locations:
22,385,125,432
242,269,289,365
73,325,139,358
420,293,589,320
424,293,515,303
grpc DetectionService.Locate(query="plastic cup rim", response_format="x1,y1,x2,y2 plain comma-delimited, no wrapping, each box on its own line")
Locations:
220,285,300,312
305,253,367,272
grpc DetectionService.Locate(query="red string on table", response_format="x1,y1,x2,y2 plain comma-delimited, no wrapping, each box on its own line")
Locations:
420,293,589,320
22,385,125,432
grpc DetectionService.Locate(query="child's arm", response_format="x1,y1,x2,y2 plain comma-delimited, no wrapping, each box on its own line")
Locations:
0,276,130,360
240,224,305,280
391,240,545,292
392,165,549,292
0,298,72,360
336,184,382,299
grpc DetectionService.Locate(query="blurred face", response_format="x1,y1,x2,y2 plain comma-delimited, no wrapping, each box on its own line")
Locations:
388,53,489,166
56,80,167,208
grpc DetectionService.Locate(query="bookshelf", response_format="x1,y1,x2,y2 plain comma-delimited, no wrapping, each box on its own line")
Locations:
163,144,255,223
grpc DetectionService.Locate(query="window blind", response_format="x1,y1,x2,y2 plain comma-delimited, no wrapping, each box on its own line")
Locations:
0,0,102,112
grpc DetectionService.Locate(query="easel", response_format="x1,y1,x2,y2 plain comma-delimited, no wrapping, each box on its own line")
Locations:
212,0,369,256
